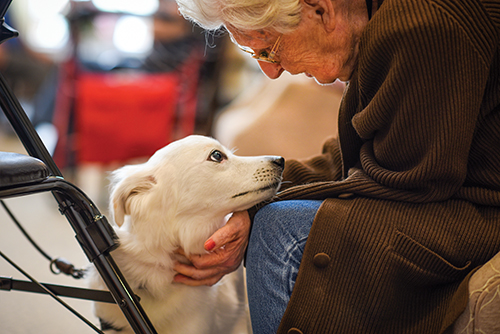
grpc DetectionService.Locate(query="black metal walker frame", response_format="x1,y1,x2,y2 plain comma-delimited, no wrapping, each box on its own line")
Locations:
0,0,157,332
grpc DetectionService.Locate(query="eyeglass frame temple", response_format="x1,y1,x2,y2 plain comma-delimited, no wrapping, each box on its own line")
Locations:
268,35,281,61
237,35,282,63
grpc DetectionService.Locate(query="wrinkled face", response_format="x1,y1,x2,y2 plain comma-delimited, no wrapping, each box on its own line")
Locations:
227,0,368,84
153,135,284,216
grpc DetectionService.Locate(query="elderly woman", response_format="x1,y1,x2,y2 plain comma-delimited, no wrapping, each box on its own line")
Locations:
172,0,500,333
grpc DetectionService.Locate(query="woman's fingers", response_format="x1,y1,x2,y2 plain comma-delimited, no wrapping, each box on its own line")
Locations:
205,211,251,251
173,273,225,286
172,210,252,286
173,261,228,286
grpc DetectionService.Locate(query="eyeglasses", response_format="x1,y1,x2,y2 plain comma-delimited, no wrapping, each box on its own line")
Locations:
237,35,282,64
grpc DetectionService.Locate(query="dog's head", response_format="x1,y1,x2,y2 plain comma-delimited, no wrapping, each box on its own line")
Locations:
109,135,283,252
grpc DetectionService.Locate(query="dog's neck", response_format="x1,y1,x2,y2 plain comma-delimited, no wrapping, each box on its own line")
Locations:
117,211,229,258
174,212,230,256
110,212,228,296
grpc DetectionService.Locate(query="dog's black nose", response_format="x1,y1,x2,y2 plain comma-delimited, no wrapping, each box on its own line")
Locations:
273,157,285,169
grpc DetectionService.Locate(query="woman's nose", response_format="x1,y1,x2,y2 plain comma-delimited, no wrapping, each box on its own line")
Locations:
258,61,285,79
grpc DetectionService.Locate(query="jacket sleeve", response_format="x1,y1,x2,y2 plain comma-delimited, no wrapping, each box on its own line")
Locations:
247,136,342,220
279,136,343,192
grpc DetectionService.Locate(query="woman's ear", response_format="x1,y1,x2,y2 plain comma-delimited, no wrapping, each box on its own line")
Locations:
301,0,336,32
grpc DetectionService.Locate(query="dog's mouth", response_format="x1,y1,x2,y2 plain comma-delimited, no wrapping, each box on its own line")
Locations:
232,182,281,199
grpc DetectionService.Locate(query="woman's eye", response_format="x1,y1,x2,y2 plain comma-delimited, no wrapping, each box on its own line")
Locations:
259,50,269,58
209,150,225,162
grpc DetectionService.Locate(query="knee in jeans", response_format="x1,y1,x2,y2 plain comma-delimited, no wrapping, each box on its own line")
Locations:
253,200,322,237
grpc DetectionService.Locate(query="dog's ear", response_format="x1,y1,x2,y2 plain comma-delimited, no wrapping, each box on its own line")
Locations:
109,167,157,226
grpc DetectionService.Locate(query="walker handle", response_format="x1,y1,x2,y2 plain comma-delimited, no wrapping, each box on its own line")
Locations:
0,0,18,45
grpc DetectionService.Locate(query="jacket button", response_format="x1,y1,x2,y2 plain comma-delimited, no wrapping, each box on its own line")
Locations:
313,252,331,268
288,328,304,334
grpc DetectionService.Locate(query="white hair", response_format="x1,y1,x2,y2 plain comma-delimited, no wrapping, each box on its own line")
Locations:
175,0,302,32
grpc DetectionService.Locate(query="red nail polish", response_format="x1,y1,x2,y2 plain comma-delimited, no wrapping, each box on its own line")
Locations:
205,239,216,251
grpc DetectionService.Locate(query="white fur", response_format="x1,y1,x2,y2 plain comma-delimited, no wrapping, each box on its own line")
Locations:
87,135,283,333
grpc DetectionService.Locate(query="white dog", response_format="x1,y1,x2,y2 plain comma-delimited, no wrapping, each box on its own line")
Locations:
87,135,284,333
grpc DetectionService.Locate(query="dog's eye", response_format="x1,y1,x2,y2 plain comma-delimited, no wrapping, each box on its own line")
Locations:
209,150,226,163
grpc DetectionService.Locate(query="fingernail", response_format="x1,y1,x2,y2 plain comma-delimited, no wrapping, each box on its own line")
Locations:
205,239,216,251
172,274,184,284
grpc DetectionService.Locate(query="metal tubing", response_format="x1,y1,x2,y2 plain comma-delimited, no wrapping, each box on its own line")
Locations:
0,0,12,19
0,72,62,176
0,178,157,334
0,276,116,303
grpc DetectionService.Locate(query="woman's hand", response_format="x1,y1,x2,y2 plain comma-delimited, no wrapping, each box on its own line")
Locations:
173,210,251,286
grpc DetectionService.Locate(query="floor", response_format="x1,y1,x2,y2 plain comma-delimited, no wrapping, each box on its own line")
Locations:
0,71,343,333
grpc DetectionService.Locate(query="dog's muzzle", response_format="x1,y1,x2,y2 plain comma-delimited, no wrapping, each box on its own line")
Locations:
232,156,284,198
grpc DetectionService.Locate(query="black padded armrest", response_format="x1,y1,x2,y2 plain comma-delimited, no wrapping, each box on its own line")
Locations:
0,152,50,188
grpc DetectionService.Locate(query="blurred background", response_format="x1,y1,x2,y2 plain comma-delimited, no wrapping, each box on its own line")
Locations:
0,0,343,332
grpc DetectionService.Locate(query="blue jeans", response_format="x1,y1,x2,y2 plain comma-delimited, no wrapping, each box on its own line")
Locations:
246,200,323,334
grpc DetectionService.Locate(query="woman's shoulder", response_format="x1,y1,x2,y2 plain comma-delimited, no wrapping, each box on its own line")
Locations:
365,0,498,67
376,0,499,37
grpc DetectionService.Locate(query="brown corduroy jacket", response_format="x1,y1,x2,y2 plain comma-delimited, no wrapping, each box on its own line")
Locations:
270,0,500,333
